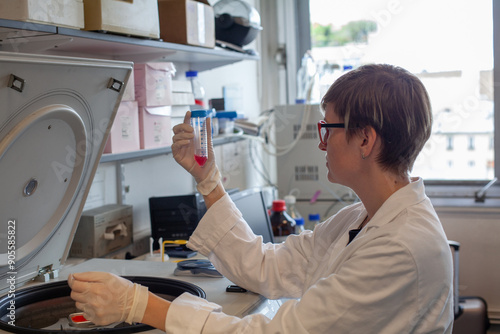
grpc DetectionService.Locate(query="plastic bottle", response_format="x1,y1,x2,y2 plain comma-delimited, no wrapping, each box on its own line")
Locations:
186,70,206,108
270,200,296,243
295,217,305,233
208,108,219,138
318,62,340,99
284,195,302,221
190,109,209,166
308,213,321,230
295,51,317,104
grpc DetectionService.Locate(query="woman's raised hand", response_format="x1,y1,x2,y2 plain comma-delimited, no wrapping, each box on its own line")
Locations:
171,111,220,195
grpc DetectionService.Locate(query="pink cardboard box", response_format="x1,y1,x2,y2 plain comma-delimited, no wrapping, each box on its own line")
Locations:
134,62,175,107
139,106,172,149
104,101,140,154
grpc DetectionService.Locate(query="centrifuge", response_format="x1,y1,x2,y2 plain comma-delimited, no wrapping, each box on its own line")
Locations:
0,52,277,333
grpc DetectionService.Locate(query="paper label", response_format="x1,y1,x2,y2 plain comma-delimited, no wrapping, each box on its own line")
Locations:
120,116,132,140
197,2,205,45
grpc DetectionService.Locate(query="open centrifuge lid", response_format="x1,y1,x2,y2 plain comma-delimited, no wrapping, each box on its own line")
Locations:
0,52,132,293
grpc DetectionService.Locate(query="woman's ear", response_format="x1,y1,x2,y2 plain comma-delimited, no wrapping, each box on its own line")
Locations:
359,126,378,159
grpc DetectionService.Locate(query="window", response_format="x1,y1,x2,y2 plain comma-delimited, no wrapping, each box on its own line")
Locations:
307,0,494,181
447,136,454,151
468,136,476,151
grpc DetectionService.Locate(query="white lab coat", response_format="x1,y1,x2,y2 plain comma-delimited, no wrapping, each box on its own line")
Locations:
165,178,454,333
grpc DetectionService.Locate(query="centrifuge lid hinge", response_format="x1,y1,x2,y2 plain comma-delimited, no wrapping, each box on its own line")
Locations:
35,265,59,282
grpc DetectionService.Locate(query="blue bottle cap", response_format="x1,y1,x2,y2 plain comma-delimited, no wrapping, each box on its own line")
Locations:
215,111,238,119
186,70,198,77
295,217,305,225
191,109,208,118
295,98,306,104
309,214,321,220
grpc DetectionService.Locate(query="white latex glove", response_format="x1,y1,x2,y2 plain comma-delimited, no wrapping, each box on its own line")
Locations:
172,111,220,195
68,272,149,326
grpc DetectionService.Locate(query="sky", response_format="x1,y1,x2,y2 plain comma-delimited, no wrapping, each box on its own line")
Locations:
309,0,493,73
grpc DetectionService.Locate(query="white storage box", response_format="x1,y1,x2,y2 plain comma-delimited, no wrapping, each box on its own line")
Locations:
83,0,160,39
0,0,84,29
139,106,172,149
134,62,175,107
104,101,140,154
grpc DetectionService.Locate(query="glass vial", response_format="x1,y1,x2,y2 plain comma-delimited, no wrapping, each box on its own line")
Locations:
270,200,296,243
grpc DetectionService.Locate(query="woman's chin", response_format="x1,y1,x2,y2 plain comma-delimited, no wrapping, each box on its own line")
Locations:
327,171,335,183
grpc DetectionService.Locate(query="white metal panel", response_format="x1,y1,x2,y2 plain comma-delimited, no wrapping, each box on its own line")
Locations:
0,52,132,291
436,206,500,324
274,104,352,201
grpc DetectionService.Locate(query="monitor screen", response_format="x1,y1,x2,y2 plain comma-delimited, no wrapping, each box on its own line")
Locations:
230,188,275,243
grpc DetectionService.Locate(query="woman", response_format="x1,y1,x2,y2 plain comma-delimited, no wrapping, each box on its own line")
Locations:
69,64,454,333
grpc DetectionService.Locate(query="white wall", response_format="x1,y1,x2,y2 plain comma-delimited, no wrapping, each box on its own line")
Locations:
84,1,267,240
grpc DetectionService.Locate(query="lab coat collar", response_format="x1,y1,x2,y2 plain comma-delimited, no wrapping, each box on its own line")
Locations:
361,177,427,231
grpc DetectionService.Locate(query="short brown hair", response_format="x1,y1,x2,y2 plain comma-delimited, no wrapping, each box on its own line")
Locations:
321,64,432,175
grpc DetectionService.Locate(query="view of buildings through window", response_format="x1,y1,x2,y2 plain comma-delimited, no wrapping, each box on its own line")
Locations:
309,0,494,180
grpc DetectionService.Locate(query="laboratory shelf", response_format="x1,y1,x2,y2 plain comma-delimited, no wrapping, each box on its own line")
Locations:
100,133,245,164
0,18,259,71
0,19,254,163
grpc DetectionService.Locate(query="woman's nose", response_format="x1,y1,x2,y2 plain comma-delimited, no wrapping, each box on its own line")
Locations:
318,141,326,151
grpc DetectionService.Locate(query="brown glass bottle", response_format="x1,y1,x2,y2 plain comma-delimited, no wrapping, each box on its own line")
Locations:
270,200,296,243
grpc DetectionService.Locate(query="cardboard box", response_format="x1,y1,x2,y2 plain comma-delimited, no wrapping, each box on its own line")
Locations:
70,204,133,258
0,0,84,29
104,101,140,154
139,106,172,149
83,0,160,39
158,0,215,48
134,62,175,107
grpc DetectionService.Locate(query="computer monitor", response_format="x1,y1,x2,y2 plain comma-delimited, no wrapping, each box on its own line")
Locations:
230,188,275,243
149,188,274,246
149,193,206,249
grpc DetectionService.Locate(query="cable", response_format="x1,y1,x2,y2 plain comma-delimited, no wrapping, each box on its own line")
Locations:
248,138,276,187
260,104,314,157
258,72,319,157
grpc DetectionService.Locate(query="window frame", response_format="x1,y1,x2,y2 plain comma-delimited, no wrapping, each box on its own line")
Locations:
284,0,500,202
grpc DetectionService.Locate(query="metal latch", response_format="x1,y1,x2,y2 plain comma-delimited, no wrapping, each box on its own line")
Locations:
107,77,124,93
8,74,26,92
35,265,59,282
474,177,498,202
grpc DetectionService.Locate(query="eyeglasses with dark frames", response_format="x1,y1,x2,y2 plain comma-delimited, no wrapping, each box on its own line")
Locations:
317,120,345,145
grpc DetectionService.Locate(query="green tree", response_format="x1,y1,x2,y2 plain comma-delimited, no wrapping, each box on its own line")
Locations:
311,20,377,47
